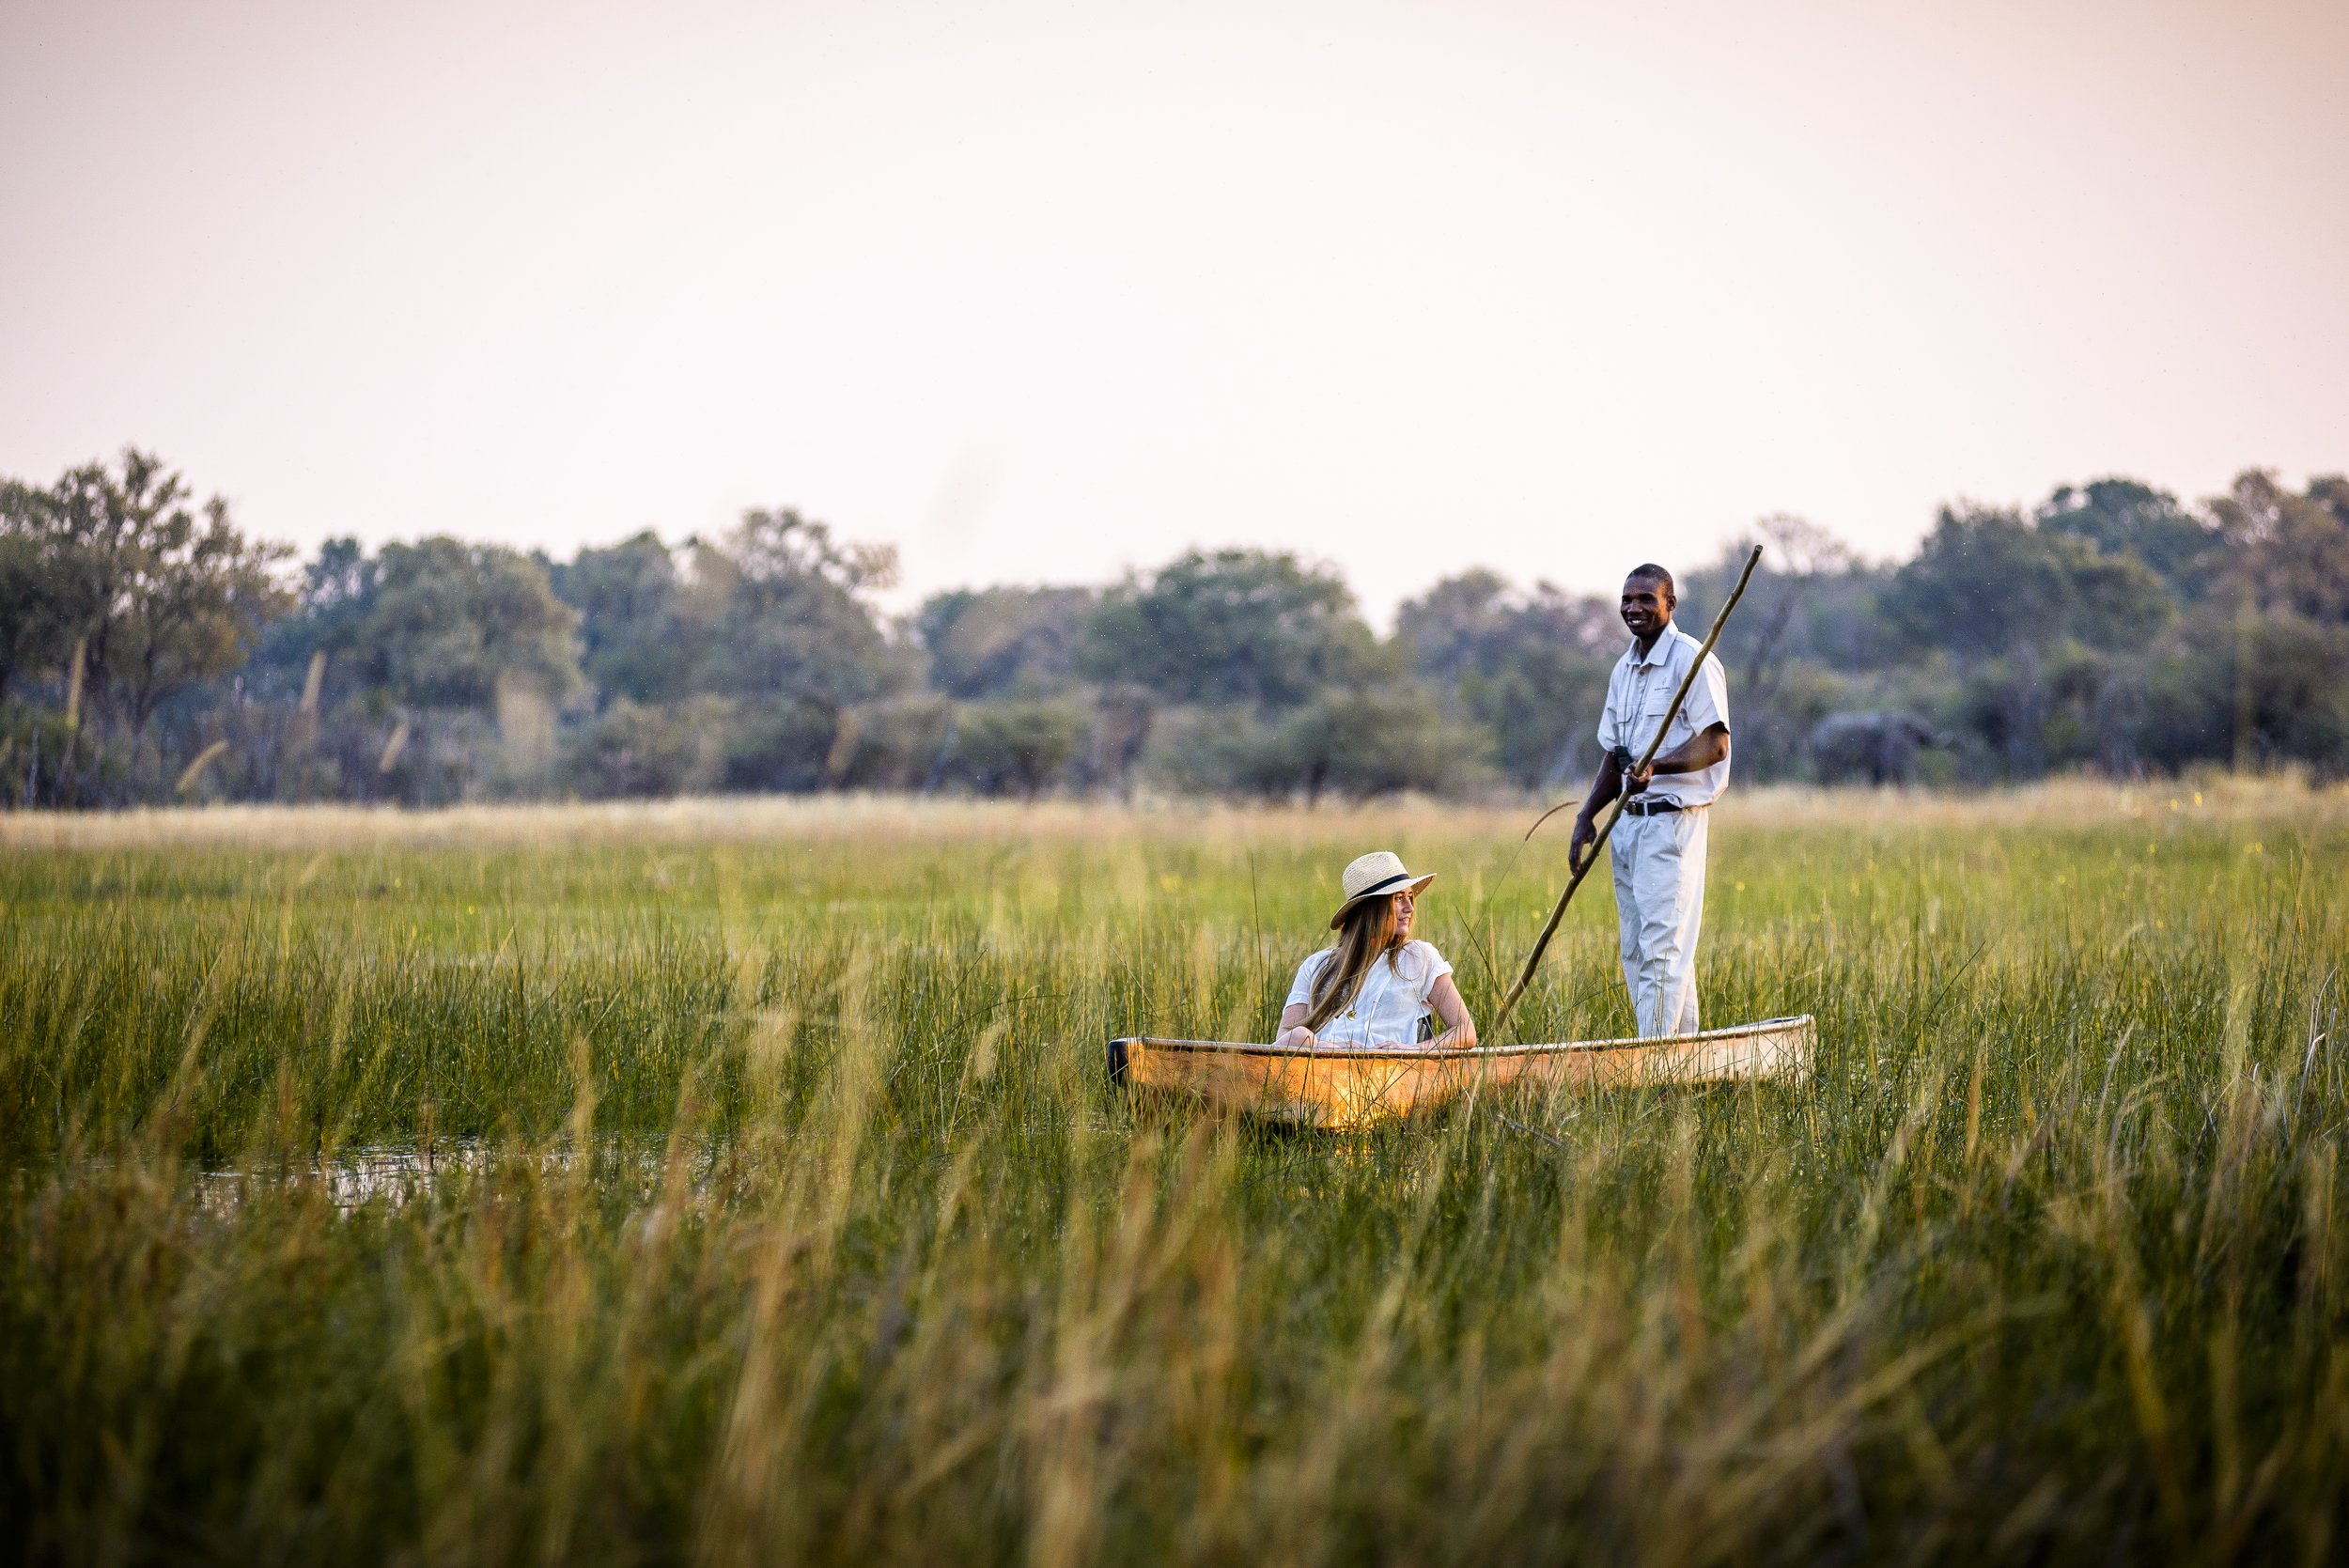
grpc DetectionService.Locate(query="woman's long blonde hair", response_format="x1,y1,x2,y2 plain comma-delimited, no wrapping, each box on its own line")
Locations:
1303,894,1408,1032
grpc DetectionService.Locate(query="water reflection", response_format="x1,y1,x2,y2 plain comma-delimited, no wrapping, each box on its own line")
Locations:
195,1140,507,1212
196,1137,712,1213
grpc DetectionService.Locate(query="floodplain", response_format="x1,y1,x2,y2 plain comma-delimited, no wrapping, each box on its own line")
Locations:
5,780,2347,1563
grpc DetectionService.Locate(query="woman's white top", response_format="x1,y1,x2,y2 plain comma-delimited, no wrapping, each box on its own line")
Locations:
1284,939,1455,1048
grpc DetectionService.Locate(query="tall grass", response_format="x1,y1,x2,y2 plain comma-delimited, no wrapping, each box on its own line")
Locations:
4,782,2346,1562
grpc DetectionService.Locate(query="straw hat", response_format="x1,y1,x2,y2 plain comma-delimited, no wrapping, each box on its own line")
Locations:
1329,850,1437,929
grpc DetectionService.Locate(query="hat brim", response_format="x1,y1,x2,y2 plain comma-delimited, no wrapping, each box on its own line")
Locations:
1329,871,1437,929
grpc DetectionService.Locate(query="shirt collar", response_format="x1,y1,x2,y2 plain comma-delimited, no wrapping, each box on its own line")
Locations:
1627,623,1688,668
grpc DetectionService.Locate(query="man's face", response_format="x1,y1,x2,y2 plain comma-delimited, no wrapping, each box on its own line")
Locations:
1620,575,1673,641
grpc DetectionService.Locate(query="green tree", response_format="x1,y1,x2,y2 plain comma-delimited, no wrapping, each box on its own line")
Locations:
351,538,582,710
1680,517,1884,682
6,450,292,742
1081,549,1380,707
1881,504,2170,658
560,695,729,799
1675,520,1890,780
547,532,698,705
2136,609,2349,774
917,585,1097,698
2208,470,2349,624
545,514,911,758
1953,643,2136,778
826,696,957,791
1161,687,1470,804
951,699,1089,800
2037,478,2219,600
0,489,75,703
252,538,379,699
692,510,907,709
1398,570,1615,684
1398,570,1616,787
674,509,910,792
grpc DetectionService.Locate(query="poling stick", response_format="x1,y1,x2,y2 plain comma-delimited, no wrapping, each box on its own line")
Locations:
1487,543,1766,1040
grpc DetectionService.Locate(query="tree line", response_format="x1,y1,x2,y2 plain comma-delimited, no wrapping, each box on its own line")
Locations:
4,449,2346,808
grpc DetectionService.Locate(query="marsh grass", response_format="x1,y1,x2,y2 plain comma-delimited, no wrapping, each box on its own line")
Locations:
4,782,2348,1562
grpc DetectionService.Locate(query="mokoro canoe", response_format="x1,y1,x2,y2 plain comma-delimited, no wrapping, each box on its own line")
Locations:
1108,1015,1815,1128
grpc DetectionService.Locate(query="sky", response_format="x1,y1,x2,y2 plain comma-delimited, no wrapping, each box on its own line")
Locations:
3,0,2344,625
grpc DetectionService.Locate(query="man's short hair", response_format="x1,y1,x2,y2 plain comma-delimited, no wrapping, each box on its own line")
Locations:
1626,564,1675,598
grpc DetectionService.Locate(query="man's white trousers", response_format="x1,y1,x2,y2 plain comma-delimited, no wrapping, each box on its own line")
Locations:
1610,806,1708,1037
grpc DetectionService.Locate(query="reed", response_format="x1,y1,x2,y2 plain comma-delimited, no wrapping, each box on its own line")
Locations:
3,784,2345,1562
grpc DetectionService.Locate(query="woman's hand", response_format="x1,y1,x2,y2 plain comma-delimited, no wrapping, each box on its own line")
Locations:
1274,1024,1318,1050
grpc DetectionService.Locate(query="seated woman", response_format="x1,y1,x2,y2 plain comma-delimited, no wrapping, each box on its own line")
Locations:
1275,851,1479,1050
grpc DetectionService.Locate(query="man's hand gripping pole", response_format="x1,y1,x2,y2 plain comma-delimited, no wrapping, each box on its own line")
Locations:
1487,545,1765,1041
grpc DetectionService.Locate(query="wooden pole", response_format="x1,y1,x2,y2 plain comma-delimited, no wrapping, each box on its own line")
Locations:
1488,545,1765,1040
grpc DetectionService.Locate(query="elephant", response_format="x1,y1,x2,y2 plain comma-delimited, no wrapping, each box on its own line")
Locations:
1809,710,1951,785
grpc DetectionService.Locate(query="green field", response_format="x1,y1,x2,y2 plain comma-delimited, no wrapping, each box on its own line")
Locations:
5,783,2347,1564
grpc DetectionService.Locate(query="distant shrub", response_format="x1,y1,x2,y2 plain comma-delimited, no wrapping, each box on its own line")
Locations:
830,697,955,792
722,699,840,794
563,697,728,800
947,701,1090,800
1151,688,1478,804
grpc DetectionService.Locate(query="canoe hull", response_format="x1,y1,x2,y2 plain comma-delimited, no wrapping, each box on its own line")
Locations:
1109,1016,1815,1128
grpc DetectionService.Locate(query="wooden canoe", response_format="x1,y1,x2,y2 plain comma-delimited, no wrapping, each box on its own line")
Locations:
1108,1015,1815,1128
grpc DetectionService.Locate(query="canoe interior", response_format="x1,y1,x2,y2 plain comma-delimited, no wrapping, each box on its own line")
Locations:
1109,1016,1815,1129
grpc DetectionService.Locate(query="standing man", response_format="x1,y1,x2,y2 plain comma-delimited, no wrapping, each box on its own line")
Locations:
1567,565,1732,1037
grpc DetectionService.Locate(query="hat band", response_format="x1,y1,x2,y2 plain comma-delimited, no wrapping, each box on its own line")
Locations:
1345,871,1413,904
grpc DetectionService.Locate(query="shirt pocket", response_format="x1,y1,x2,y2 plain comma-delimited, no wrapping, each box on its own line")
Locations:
1637,689,1679,745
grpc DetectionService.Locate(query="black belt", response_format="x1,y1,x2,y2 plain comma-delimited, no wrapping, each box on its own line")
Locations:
1620,797,1682,817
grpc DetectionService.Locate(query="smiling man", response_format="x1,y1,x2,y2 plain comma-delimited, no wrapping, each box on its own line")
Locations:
1566,565,1732,1038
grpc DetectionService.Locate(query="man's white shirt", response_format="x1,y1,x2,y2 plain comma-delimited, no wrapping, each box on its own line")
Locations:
1595,624,1733,809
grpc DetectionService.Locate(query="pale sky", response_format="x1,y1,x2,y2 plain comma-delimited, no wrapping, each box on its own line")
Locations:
4,0,2343,624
